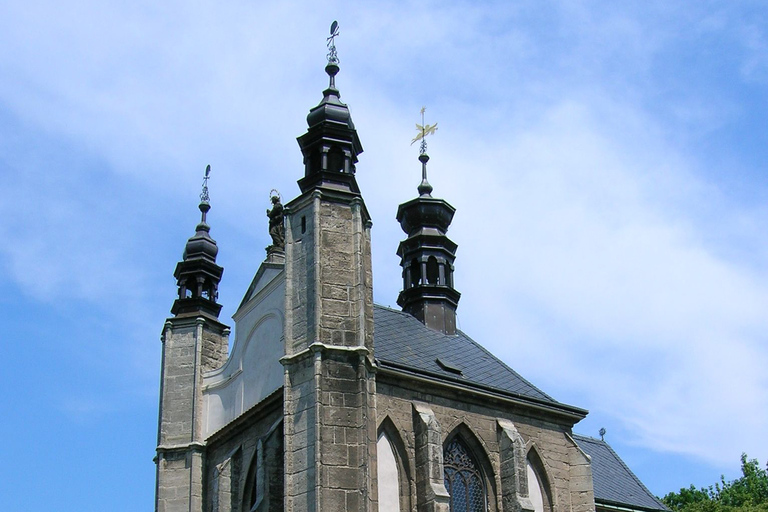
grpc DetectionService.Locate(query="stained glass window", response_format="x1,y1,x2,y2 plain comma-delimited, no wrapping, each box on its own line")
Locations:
444,437,487,512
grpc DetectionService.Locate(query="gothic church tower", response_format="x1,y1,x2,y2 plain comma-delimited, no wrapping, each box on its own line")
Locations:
281,50,378,511
155,174,230,512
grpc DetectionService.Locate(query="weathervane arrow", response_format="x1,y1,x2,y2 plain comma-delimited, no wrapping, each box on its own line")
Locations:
327,20,340,64
200,164,211,203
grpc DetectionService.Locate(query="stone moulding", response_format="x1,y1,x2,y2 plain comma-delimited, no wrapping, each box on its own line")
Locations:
377,366,587,423
279,341,371,366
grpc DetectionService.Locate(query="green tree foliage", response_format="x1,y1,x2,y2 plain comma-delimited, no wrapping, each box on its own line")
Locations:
662,454,768,512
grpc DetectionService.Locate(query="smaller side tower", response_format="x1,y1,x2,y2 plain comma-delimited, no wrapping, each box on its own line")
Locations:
155,167,230,512
396,129,461,335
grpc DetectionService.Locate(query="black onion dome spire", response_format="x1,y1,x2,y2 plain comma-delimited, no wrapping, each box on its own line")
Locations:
397,115,460,335
297,21,363,195
305,62,355,129
171,165,224,318
182,201,219,262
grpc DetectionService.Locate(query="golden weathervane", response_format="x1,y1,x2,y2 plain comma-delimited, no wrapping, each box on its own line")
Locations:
411,106,438,154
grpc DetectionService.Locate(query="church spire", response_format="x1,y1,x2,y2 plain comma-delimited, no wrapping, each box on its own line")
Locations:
282,22,377,512
397,110,460,334
296,21,364,194
171,165,224,318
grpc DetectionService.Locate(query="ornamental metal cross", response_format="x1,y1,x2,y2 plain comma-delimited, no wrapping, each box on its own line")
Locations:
327,20,340,64
200,164,211,203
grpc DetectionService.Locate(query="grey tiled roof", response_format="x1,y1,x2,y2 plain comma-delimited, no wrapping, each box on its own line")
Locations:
573,434,668,511
373,304,555,403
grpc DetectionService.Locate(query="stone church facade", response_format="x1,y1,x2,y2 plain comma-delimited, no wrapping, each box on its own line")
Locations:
154,49,667,512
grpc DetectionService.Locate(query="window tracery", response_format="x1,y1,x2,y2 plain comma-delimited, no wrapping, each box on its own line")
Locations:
443,437,487,512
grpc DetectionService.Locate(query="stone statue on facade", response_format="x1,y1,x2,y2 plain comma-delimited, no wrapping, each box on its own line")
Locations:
267,192,285,252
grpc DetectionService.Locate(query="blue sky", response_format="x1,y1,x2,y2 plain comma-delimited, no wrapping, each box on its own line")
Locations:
2,1,767,510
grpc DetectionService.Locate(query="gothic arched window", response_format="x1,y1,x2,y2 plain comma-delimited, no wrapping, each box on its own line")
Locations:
245,442,262,511
527,460,544,512
377,432,402,512
443,437,487,512
527,448,553,512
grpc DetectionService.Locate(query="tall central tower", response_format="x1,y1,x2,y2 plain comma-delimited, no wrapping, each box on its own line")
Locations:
281,31,378,512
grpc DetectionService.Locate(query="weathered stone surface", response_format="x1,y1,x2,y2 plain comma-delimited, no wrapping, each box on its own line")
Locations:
412,402,450,512
498,419,536,512
156,316,229,512
282,190,376,512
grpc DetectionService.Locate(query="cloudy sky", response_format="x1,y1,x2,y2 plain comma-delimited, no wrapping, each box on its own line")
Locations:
2,1,767,510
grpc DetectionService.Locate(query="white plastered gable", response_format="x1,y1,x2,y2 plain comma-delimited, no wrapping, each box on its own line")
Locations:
201,262,286,437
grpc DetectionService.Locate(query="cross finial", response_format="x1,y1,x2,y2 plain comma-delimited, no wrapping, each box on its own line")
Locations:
327,20,340,64
200,164,211,203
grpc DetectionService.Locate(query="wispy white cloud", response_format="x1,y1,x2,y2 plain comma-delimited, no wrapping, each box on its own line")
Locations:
1,0,766,479
447,93,768,466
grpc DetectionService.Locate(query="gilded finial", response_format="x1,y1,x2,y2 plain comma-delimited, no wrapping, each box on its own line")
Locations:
327,20,340,64
200,164,211,203
411,106,438,155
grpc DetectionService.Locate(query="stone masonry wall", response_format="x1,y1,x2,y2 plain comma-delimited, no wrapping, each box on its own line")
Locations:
202,328,229,373
156,316,230,512
376,379,595,512
283,191,377,512
284,353,318,511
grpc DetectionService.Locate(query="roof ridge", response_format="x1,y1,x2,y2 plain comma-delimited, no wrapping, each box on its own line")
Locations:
572,433,603,443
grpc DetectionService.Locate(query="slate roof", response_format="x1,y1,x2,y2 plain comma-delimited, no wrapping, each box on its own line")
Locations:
573,434,668,511
373,304,568,407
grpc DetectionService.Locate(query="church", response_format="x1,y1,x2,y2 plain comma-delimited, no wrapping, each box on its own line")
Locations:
153,30,668,512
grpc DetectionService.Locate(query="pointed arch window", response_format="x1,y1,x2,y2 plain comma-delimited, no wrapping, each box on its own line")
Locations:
527,461,544,512
242,423,284,512
377,432,402,512
527,449,553,512
245,442,263,511
443,437,487,512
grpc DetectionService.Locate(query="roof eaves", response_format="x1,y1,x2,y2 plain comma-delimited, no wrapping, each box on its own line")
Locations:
376,360,588,421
